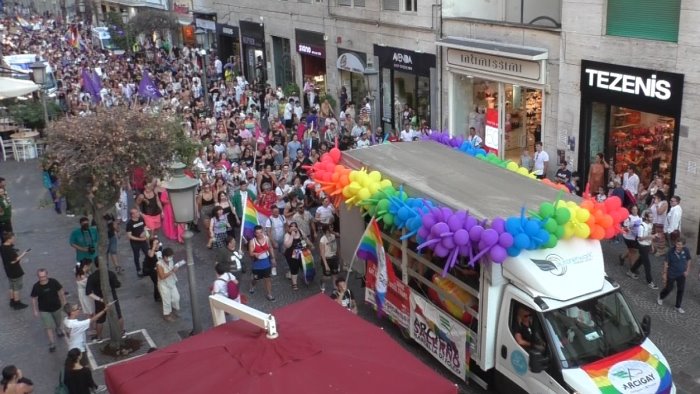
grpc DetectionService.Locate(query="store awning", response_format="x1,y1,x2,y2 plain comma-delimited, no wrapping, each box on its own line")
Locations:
436,37,548,61
0,77,39,99
336,52,365,74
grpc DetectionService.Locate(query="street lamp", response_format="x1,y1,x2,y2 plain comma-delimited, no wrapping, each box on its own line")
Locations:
29,57,49,129
198,49,210,114
163,162,202,335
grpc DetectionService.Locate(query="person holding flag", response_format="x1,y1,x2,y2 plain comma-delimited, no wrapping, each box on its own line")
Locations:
352,217,396,316
138,70,162,101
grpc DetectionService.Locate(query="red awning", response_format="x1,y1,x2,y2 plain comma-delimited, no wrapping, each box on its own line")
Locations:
105,294,458,394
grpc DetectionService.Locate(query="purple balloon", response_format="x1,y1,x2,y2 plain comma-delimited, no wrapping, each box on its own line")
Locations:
469,225,484,242
441,236,456,250
458,245,471,256
490,246,507,263
422,213,437,229
434,244,450,258
448,211,466,232
482,229,499,245
491,217,505,233
431,207,444,222
499,232,514,248
453,229,470,246
440,207,454,222
418,227,430,240
431,222,450,237
464,215,478,230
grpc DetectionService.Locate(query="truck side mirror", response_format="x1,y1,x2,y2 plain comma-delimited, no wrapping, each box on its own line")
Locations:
528,350,550,374
641,315,651,337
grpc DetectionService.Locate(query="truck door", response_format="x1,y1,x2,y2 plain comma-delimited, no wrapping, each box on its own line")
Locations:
495,292,569,394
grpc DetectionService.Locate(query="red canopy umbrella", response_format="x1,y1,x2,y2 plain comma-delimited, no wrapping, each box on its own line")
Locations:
105,294,458,394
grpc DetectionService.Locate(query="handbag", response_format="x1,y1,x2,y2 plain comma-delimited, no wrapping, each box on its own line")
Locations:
55,370,68,394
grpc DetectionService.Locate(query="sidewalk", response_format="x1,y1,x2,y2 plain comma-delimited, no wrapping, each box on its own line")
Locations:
0,159,698,393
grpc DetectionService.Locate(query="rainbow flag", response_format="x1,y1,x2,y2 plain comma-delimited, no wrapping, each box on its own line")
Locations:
581,345,672,394
301,248,315,284
356,218,395,315
242,197,260,241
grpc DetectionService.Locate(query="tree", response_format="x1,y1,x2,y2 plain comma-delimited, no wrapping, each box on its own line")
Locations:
127,9,179,44
48,108,197,349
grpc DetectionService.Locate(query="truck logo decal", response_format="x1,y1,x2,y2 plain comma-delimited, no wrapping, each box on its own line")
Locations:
530,253,592,276
581,346,672,394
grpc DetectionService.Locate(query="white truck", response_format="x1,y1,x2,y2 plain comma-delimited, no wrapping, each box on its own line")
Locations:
91,27,124,55
339,141,675,394
3,54,57,97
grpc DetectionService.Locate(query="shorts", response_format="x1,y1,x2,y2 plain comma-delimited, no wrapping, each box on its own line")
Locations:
40,309,64,329
107,236,118,255
95,300,123,324
323,256,339,276
252,267,272,280
624,238,639,249
287,258,301,276
8,276,23,291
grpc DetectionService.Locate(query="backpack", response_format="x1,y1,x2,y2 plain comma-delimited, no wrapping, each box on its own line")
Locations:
217,276,239,299
54,370,68,394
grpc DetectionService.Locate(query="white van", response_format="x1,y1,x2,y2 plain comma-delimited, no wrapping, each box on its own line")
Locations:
91,27,124,55
3,54,57,97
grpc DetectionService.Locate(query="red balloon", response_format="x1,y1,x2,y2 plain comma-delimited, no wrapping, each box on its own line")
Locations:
329,147,342,163
604,226,617,239
581,200,595,211
321,153,332,163
599,214,613,228
605,196,623,210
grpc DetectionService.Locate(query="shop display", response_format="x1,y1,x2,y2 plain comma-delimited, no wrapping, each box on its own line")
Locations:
609,107,675,186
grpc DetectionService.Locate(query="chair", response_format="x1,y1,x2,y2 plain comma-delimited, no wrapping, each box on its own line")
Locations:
12,139,35,162
0,139,14,161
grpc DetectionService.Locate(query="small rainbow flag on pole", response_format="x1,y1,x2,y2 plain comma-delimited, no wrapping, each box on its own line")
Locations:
356,218,395,316
242,197,260,241
301,249,315,284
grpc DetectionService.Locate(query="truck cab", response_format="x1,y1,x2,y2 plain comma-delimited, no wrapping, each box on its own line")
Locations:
3,54,57,97
91,27,124,55
339,142,675,393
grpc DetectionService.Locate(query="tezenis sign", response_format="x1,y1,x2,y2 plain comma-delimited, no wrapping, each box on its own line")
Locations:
580,60,684,117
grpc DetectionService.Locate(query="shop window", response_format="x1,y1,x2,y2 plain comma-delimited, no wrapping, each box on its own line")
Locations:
383,0,400,11
405,0,417,12
606,0,681,42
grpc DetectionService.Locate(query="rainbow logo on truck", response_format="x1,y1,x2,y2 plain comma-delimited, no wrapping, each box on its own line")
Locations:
581,346,672,393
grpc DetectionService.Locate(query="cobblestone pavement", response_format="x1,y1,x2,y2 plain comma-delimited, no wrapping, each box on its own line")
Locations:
0,160,698,393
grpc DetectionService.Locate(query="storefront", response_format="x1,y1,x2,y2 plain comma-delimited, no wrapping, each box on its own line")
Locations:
272,36,293,89
578,60,684,196
336,49,367,108
374,45,436,132
216,23,240,75
295,29,326,109
438,38,548,162
193,12,216,50
239,20,266,84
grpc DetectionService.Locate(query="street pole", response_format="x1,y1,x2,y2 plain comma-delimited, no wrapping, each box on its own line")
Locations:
200,50,209,114
40,89,49,131
183,229,201,335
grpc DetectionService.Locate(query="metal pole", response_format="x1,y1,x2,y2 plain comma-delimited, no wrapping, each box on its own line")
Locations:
40,90,49,130
201,51,209,114
183,229,201,335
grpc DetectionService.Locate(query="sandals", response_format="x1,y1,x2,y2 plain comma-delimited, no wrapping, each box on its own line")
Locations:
291,284,299,291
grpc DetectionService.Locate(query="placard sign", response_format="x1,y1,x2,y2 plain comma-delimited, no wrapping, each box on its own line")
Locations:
365,261,410,328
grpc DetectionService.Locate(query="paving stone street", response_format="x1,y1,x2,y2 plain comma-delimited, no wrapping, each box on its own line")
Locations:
1,160,698,393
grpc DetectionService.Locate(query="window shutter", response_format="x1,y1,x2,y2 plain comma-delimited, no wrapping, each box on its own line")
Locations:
606,0,680,42
383,0,400,11
338,0,351,5
354,0,365,6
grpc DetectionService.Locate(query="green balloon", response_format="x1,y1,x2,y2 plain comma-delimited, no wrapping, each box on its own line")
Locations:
544,218,558,233
382,213,395,227
544,234,558,248
555,207,571,225
539,202,555,218
555,225,565,239
476,153,487,160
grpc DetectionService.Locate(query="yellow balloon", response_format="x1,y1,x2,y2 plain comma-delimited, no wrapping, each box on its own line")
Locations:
342,185,353,198
368,170,382,183
517,167,530,176
380,179,393,189
357,188,371,202
347,181,362,194
563,223,575,239
368,182,381,195
348,171,359,182
356,172,369,187
574,224,590,239
576,208,590,223
506,162,519,171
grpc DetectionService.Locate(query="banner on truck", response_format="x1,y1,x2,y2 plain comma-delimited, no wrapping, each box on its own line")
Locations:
365,261,410,328
410,293,468,380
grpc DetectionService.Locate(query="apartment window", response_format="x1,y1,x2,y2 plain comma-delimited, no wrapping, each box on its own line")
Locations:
606,0,680,42
405,0,416,12
339,0,365,5
299,0,311,2
338,0,351,5
354,0,365,6
442,0,560,28
383,0,399,11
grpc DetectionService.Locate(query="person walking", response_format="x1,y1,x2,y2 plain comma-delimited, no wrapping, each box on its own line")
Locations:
63,348,105,393
650,191,668,256
156,248,181,322
264,206,286,276
532,141,549,180
126,208,149,277
30,269,66,353
319,224,339,293
74,259,95,321
85,260,124,340
68,217,98,265
209,206,231,249
620,205,641,267
663,195,683,249
626,211,658,289
142,238,162,302
1,232,29,310
283,221,312,290
330,278,357,314
657,239,692,314
248,225,276,301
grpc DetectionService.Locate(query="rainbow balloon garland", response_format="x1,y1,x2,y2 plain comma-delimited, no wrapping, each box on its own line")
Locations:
309,140,628,275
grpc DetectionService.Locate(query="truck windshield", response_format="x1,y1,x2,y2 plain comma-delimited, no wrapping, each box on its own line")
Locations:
101,38,117,50
541,290,644,368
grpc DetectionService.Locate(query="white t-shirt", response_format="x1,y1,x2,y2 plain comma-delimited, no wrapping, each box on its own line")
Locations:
400,129,414,142
275,184,293,209
316,205,335,224
265,215,286,241
533,150,549,175
356,138,371,148
212,272,239,299
64,317,91,352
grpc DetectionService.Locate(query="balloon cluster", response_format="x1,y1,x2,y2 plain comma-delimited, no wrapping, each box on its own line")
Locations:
343,169,393,207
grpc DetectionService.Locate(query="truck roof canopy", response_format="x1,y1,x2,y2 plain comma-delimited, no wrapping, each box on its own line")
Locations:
342,141,580,221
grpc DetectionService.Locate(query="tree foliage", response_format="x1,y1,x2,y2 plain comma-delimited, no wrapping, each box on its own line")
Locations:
127,9,179,39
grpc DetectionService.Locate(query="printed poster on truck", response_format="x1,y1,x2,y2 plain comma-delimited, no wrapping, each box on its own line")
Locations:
410,293,468,381
365,261,411,328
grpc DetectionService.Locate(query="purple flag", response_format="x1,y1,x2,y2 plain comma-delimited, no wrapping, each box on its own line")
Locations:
80,69,100,103
138,71,162,99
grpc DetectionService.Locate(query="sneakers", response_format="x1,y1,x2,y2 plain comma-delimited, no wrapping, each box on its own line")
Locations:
266,294,276,302
648,282,659,290
676,307,685,314
271,267,277,276
249,287,256,294
10,300,28,310
163,314,176,322
285,271,292,279
320,283,326,293
656,297,663,306
49,344,56,353
626,271,638,280
95,385,107,393
618,255,625,266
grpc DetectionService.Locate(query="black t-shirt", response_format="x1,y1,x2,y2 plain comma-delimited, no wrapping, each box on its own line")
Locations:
126,216,146,240
1,244,23,279
331,289,354,310
30,278,63,312
515,322,536,346
85,270,121,300
104,213,116,238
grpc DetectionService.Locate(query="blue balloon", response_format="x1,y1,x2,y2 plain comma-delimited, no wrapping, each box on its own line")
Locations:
515,233,530,249
525,220,540,236
506,217,521,234
507,246,521,257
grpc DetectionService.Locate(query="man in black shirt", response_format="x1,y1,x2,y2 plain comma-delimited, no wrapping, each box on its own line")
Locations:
1,232,29,310
330,278,357,314
86,259,124,340
126,208,149,277
555,161,572,184
514,305,544,353
30,269,66,352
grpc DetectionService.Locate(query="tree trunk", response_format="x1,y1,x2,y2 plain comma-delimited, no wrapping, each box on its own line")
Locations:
92,207,123,349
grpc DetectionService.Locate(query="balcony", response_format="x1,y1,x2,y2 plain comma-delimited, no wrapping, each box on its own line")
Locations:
443,0,561,29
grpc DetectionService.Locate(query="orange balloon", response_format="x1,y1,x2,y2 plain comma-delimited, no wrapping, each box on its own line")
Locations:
581,200,595,211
